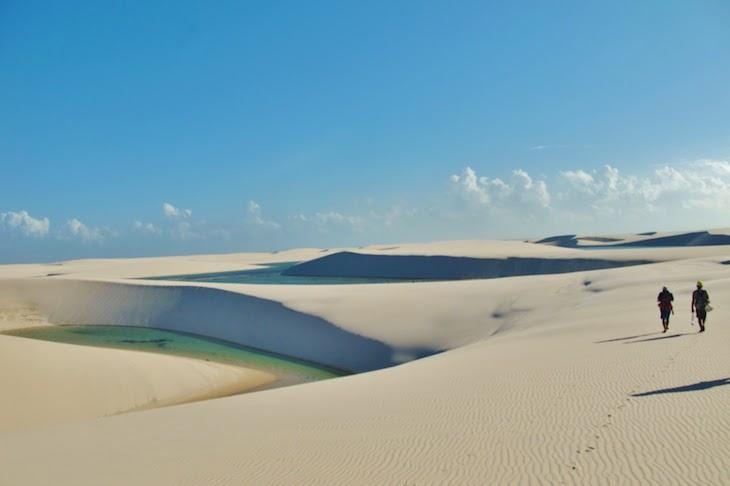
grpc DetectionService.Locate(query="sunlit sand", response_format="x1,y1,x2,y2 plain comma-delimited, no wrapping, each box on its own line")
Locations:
1,229,729,484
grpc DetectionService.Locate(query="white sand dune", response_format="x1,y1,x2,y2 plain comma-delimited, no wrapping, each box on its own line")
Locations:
0,333,275,432
1,234,730,484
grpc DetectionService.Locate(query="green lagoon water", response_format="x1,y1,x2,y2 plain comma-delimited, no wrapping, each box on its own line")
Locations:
4,325,345,388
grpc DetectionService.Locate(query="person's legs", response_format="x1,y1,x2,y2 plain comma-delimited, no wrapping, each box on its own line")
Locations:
697,309,707,332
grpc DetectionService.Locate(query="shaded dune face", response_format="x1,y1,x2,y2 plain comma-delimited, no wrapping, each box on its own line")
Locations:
614,231,730,247
537,231,730,248
534,234,579,246
7,279,432,373
282,252,652,280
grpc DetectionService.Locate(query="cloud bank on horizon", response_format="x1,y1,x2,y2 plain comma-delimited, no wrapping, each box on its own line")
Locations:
450,159,730,222
2,159,730,262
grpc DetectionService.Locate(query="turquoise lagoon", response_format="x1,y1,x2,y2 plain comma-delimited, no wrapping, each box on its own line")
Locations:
4,325,345,389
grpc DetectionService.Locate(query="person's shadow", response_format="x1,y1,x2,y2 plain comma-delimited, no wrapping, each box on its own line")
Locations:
625,332,692,344
632,378,730,397
594,332,657,344
594,332,693,344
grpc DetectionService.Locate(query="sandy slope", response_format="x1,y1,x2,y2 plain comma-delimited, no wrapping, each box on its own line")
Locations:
0,333,276,432
0,305,49,331
1,237,730,484
0,247,341,279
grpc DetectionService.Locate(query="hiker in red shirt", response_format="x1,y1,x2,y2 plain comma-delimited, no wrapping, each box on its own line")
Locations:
657,286,674,333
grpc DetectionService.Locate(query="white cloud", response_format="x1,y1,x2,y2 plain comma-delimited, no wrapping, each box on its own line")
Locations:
133,220,162,235
451,166,490,205
0,210,50,237
451,160,730,223
247,200,281,229
511,169,551,208
67,218,104,242
445,159,730,235
381,206,418,228
5,159,729,260
171,220,197,240
292,209,368,237
161,203,196,239
450,166,550,210
314,211,363,227
561,169,594,187
163,202,192,218
558,160,730,215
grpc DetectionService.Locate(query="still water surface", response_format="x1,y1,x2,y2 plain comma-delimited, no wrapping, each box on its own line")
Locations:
5,325,346,389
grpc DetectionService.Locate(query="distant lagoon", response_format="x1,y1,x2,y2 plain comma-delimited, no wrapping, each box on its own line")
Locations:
145,261,441,285
144,252,653,285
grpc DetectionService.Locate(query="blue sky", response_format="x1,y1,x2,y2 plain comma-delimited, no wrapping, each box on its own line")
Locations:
2,1,729,262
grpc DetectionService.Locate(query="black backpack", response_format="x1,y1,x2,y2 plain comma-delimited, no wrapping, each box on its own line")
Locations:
658,290,673,303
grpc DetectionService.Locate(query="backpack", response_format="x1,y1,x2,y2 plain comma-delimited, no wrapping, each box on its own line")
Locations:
662,291,673,302
658,291,673,309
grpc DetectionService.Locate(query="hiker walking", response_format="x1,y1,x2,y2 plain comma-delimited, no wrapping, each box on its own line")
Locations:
657,286,674,332
691,281,710,333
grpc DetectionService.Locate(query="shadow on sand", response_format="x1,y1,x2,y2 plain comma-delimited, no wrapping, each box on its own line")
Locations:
594,332,658,344
538,230,730,248
625,333,694,344
632,378,730,397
